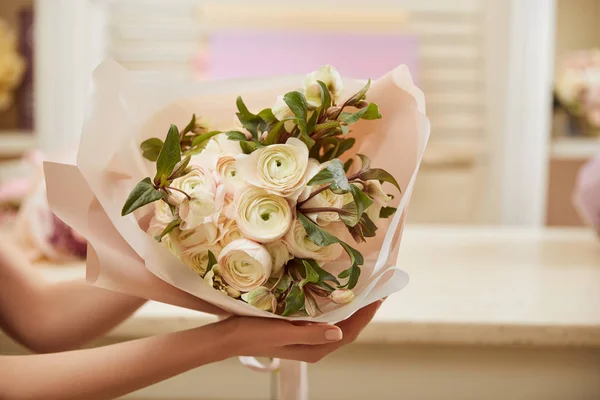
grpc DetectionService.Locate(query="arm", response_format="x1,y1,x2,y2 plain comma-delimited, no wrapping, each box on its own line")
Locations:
0,302,381,400
0,236,146,353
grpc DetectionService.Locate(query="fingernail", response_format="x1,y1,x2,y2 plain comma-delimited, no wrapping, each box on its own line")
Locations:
325,328,343,341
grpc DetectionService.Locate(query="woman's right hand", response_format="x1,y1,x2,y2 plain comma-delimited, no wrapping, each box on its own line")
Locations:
217,300,383,363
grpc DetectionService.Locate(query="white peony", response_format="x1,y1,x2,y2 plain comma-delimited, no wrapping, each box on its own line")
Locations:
264,240,292,276
284,218,343,262
234,186,293,243
217,239,272,293
303,65,344,108
236,137,310,200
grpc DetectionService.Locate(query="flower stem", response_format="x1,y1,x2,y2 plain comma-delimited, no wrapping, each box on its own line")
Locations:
298,207,349,215
165,186,191,201
298,184,331,205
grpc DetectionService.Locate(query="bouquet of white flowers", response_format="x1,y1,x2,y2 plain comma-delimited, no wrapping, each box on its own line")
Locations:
44,60,429,322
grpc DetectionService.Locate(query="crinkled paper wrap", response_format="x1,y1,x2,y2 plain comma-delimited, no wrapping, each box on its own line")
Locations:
45,60,430,322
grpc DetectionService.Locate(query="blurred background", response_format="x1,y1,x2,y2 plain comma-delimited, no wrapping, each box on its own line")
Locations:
1,1,600,399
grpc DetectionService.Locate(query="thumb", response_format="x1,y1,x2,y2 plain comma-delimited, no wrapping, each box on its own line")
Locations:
276,323,343,346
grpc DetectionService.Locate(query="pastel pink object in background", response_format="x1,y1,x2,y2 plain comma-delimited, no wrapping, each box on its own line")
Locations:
207,31,419,81
574,154,600,232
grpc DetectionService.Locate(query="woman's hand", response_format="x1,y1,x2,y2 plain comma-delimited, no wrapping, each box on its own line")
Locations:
218,300,383,363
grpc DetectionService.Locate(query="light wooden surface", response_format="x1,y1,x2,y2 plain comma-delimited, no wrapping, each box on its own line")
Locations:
37,226,600,347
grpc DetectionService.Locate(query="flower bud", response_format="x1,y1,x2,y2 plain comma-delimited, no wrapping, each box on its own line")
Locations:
330,289,355,305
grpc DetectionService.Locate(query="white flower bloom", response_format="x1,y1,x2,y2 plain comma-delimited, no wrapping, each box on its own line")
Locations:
297,158,322,202
284,218,342,262
330,289,355,304
171,223,220,253
153,199,175,225
146,216,177,255
265,240,292,276
234,186,293,243
178,190,217,230
272,95,296,132
363,180,392,224
218,239,272,292
303,65,344,107
302,187,348,226
180,243,222,276
236,137,310,200
219,218,243,248
168,166,216,205
216,155,244,195
241,286,277,312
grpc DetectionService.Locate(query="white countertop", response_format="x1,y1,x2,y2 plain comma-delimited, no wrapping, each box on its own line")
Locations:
38,226,600,347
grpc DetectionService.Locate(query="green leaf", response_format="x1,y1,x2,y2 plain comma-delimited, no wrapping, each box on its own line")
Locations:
334,138,355,159
297,213,363,290
297,132,316,149
339,262,361,290
140,138,163,162
205,250,218,276
338,103,382,125
300,260,320,288
191,131,221,147
236,96,262,139
264,120,285,145
225,131,248,141
240,141,262,154
306,110,319,136
282,283,305,316
357,154,371,172
317,80,332,111
345,79,371,106
182,114,196,135
302,259,339,291
169,155,191,179
257,108,277,125
307,159,350,192
186,131,221,155
274,274,292,294
297,212,339,247
341,124,350,135
359,168,402,192
283,91,308,134
155,218,181,242
155,125,182,184
121,177,164,216
339,184,373,227
313,121,341,136
343,158,354,173
380,206,397,219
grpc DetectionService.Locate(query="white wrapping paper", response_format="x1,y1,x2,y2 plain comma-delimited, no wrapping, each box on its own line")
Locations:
45,60,429,323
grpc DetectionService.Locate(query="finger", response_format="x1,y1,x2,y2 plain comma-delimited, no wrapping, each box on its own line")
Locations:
274,322,343,346
275,301,383,362
336,300,382,342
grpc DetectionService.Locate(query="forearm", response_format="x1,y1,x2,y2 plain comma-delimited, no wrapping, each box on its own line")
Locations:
0,237,146,352
0,322,232,400
21,280,145,352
